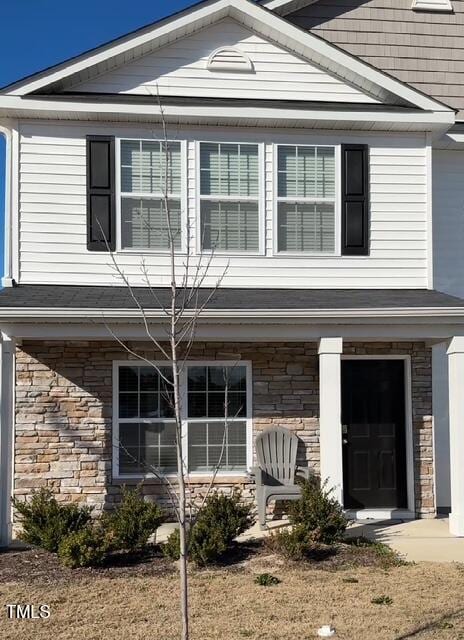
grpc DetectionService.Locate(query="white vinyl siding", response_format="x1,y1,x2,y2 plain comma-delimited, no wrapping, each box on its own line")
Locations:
70,18,379,104
113,361,252,478
277,145,336,253
18,122,429,289
199,143,260,253
119,139,182,250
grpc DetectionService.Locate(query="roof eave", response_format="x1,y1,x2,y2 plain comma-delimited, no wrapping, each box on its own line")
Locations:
0,95,455,133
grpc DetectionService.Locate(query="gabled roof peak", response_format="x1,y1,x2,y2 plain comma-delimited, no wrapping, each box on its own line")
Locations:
0,0,455,117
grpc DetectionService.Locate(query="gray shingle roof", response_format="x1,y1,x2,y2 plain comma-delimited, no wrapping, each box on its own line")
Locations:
1,285,463,310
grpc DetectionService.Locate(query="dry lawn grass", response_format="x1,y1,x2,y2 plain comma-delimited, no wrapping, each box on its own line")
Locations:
1,552,464,640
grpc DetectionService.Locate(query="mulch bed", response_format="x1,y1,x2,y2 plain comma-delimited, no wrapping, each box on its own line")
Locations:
0,545,174,585
0,537,402,586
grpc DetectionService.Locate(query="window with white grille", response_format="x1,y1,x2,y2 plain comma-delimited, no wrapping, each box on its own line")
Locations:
120,139,182,250
277,145,336,253
199,142,260,252
114,362,251,477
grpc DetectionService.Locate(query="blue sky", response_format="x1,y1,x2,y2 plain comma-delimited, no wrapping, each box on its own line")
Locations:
0,0,198,280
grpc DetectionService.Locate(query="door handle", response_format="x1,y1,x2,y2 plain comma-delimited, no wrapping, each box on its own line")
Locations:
342,438,348,445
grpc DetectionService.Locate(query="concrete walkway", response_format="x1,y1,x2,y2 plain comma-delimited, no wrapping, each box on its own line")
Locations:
349,517,464,563
157,517,464,563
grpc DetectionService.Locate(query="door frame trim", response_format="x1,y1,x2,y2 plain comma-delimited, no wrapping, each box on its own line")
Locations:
340,354,415,517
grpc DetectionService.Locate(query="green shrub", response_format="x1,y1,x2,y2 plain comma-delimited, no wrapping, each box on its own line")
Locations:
103,485,165,552
162,491,254,566
162,528,181,561
58,526,109,568
254,573,281,587
189,491,254,566
289,477,347,545
12,489,92,552
266,524,312,560
371,595,393,606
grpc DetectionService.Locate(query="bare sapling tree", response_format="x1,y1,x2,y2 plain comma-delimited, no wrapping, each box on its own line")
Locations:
100,93,246,640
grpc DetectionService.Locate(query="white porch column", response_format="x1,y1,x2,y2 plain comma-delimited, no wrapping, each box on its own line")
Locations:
0,332,15,547
318,337,343,505
447,337,464,536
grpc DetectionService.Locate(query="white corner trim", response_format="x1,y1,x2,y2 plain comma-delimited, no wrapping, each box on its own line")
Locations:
412,0,453,12
206,47,254,72
0,123,13,288
426,133,434,289
0,333,15,547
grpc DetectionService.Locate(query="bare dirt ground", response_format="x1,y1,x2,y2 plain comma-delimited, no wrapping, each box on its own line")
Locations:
1,545,464,640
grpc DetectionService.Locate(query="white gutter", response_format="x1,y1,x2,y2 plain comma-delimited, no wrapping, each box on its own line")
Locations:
0,123,13,288
2,306,464,320
0,96,455,132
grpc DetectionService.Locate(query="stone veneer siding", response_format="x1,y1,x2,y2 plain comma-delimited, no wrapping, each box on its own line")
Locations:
14,340,434,521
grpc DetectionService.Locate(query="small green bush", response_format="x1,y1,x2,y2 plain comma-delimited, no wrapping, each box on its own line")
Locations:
162,491,254,566
189,491,254,566
103,486,165,552
289,477,347,545
162,528,181,561
371,595,393,606
58,526,109,568
346,536,407,568
254,573,281,587
266,524,312,560
12,489,92,552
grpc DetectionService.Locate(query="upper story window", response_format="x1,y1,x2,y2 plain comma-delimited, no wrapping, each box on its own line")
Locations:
199,142,260,253
277,145,336,254
120,139,182,250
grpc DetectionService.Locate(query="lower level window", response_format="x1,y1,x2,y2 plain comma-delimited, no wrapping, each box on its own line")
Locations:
115,362,250,476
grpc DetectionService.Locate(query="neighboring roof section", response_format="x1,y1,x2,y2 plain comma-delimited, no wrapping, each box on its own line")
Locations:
283,0,464,120
1,285,464,312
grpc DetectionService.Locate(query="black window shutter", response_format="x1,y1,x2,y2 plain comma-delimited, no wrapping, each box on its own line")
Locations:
341,144,369,256
86,136,115,251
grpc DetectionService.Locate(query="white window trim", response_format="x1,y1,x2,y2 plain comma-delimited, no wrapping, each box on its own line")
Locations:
272,143,341,257
195,140,266,257
115,137,188,255
112,360,253,481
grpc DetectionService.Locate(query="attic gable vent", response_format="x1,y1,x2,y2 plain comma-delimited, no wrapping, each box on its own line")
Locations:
206,47,254,72
412,0,453,12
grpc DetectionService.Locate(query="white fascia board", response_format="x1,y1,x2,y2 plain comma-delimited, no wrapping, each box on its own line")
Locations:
0,96,455,131
2,307,464,321
260,0,316,13
2,0,454,116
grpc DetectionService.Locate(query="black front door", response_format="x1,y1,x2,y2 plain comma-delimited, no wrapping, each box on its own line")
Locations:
341,359,407,509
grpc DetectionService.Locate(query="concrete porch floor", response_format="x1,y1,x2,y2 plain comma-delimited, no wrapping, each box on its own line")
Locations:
156,517,464,563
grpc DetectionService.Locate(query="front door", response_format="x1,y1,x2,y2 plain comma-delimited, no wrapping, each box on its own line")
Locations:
341,359,407,509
